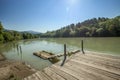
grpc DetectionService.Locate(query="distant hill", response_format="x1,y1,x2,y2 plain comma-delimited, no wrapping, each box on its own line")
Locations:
40,15,120,37
21,30,41,34
0,23,39,43
4,29,17,32
4,29,41,34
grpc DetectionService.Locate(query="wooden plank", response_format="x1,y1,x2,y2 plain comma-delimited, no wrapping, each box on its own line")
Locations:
27,74,39,80
52,65,92,80
35,72,43,80
84,53,120,66
62,63,104,80
34,50,80,59
35,71,52,80
84,53,120,64
28,75,34,80
68,60,120,80
86,52,120,60
75,53,120,63
33,51,53,59
73,55,120,75
24,51,120,80
72,58,120,75
33,74,40,80
44,68,66,80
46,66,79,80
23,78,28,80
75,54,120,68
27,76,31,80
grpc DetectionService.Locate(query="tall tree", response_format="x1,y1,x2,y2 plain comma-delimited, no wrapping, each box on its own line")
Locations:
0,22,3,34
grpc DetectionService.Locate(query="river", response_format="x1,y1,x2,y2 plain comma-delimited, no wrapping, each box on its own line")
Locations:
0,37,120,70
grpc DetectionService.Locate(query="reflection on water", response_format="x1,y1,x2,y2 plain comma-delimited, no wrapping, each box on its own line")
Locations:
0,37,120,70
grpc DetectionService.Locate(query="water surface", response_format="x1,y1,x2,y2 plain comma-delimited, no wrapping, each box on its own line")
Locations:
0,37,120,69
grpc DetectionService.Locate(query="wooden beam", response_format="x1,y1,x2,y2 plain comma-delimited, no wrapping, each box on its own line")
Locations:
61,44,67,66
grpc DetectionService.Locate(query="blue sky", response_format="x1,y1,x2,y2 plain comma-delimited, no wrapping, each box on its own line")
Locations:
0,0,120,32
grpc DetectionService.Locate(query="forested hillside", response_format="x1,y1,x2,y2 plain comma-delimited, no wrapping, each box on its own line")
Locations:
40,16,120,37
0,22,39,43
0,15,120,43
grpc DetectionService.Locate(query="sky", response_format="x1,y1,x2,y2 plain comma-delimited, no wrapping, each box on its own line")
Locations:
0,0,120,33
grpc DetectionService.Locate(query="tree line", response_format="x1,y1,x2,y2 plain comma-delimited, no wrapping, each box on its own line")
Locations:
40,16,120,37
1,15,120,43
0,22,39,43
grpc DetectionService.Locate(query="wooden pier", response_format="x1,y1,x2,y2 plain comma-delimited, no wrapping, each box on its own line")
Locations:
33,50,80,59
33,51,54,59
23,51,120,80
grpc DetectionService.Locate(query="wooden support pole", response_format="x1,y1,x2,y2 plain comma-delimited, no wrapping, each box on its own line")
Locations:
19,46,22,54
64,44,67,59
17,44,19,53
81,40,85,54
61,44,67,66
13,43,16,52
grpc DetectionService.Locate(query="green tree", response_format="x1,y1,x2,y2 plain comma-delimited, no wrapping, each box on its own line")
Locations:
40,15,120,37
0,22,3,34
0,34,4,43
69,31,76,37
3,32,14,42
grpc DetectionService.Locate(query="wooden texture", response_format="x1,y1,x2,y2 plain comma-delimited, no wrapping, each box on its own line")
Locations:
33,50,80,59
23,51,120,80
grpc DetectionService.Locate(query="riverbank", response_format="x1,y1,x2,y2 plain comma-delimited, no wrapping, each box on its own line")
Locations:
0,53,36,80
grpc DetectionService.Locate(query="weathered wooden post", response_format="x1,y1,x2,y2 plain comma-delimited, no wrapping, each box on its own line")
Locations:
61,44,67,66
81,40,85,54
19,46,22,54
17,44,19,53
13,43,16,52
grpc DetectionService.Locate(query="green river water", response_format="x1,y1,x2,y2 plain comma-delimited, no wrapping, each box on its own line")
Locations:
0,37,120,70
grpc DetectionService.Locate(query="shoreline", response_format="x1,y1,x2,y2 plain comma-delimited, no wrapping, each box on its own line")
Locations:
0,53,36,80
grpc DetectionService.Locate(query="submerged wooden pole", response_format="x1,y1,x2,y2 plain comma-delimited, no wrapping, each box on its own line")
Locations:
61,44,67,66
17,44,19,53
81,40,85,54
13,43,16,52
19,46,22,54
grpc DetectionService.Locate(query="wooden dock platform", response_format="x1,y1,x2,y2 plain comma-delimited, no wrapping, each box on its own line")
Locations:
33,50,80,59
23,51,120,80
33,51,54,59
